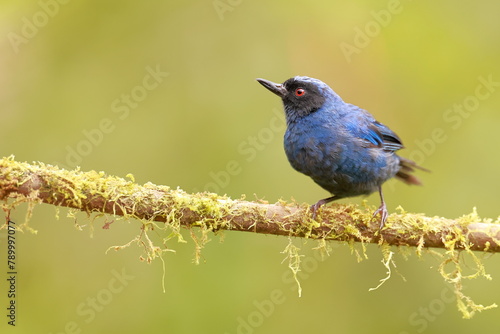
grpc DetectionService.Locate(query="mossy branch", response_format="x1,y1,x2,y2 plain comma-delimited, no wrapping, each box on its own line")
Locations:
1,156,499,318
0,156,499,253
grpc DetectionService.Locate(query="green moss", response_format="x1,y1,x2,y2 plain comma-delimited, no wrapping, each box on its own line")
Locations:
281,237,304,297
1,156,498,318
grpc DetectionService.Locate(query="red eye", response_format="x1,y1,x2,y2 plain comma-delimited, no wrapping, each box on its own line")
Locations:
295,88,305,97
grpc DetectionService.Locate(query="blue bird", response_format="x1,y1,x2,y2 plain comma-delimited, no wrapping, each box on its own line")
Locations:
256,76,427,227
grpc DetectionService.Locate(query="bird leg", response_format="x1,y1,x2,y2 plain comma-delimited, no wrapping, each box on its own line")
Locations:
372,186,388,228
310,195,339,220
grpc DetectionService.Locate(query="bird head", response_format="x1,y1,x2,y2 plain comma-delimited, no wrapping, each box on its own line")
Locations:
257,76,342,123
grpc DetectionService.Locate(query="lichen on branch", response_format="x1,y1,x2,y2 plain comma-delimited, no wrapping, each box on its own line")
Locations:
1,155,499,317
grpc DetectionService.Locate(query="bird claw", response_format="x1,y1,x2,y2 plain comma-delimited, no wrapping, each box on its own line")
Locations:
372,202,388,229
310,202,321,220
310,196,338,221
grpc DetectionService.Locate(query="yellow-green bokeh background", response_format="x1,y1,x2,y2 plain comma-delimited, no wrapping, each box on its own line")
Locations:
1,1,500,333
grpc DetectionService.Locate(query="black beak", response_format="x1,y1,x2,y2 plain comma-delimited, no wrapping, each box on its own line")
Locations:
256,78,287,98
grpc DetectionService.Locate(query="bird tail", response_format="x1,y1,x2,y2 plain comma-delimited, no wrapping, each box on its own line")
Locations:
396,157,430,185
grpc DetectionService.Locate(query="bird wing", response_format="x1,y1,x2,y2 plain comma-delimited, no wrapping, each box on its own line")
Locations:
343,107,404,152
370,121,404,152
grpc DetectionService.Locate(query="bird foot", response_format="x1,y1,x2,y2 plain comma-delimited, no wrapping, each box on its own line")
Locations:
372,202,388,229
310,202,322,220
310,196,337,220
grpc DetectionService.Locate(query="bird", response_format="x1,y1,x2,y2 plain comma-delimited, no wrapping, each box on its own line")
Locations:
256,76,427,227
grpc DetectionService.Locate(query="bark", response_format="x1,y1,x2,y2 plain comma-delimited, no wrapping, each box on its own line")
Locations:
1,156,499,253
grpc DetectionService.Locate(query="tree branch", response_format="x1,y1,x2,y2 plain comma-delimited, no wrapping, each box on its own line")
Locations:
0,156,499,253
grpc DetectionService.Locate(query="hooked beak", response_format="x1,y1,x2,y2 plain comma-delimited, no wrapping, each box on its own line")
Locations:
256,78,287,97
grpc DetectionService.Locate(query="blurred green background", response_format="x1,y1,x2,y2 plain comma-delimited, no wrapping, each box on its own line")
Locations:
1,1,500,333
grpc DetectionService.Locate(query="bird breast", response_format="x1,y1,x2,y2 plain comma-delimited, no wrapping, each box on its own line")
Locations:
283,117,400,196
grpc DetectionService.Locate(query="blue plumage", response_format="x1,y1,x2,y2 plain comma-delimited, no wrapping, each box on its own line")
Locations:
257,76,427,227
